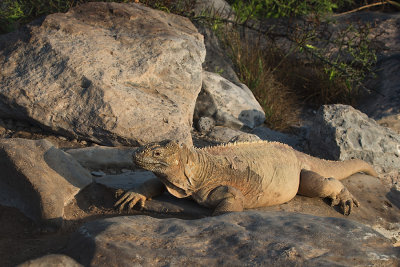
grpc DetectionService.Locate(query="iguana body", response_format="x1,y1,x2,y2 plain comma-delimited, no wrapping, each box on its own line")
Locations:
116,140,378,215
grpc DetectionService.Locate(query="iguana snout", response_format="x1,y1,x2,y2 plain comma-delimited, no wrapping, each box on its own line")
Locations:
133,140,192,198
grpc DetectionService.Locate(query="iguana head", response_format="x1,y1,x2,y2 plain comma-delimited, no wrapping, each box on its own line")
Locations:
133,140,195,198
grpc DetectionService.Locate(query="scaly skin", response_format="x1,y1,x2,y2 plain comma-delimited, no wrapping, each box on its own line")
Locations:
115,140,378,215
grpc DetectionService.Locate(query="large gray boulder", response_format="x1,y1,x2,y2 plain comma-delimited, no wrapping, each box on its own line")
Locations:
0,138,92,227
195,71,265,129
308,104,400,182
0,2,205,146
64,212,399,266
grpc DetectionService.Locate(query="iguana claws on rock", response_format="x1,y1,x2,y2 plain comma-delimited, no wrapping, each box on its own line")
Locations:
115,140,378,215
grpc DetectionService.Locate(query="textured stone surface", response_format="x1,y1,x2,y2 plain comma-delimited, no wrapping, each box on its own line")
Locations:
251,125,302,149
196,116,215,134
195,24,240,84
194,71,265,129
17,254,82,267
193,0,234,19
205,126,248,143
64,212,399,266
309,105,400,177
0,138,92,226
66,146,137,170
0,2,205,146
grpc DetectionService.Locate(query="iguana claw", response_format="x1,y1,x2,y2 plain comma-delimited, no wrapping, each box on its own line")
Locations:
330,188,359,216
114,190,147,212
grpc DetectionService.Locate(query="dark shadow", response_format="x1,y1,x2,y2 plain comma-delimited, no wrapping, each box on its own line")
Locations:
0,150,42,225
74,183,211,220
386,188,400,209
61,219,114,267
0,17,45,51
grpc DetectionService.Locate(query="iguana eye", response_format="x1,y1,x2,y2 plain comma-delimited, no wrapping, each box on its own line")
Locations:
153,151,161,157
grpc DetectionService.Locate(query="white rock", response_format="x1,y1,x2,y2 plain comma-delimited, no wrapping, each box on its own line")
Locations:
195,71,265,129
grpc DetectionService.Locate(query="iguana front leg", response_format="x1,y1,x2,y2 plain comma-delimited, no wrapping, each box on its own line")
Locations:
207,186,245,215
298,170,359,215
114,178,165,212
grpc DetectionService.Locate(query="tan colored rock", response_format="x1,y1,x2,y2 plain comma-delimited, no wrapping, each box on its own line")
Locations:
17,254,82,267
0,2,205,146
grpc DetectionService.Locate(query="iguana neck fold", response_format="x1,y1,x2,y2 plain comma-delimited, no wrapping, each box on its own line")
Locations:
185,148,217,191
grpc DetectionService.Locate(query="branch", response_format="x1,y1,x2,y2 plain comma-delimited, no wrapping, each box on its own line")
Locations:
333,1,400,17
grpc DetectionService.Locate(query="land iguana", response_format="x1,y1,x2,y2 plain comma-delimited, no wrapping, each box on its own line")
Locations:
115,140,378,215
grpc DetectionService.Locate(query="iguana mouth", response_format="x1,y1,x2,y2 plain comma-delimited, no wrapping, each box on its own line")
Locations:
134,156,168,168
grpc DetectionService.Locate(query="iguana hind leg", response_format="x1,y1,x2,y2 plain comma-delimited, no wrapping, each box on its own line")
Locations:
298,170,359,215
207,186,245,215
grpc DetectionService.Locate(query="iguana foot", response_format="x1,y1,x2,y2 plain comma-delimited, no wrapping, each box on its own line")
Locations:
329,188,359,216
114,190,147,212
299,170,359,215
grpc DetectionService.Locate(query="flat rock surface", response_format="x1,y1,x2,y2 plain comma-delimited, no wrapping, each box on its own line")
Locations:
64,211,399,266
66,146,137,170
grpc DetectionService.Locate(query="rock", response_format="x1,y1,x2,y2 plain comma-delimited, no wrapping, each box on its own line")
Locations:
228,133,261,143
0,2,205,146
17,254,82,267
194,71,265,129
195,24,241,84
206,126,248,143
64,211,399,266
0,139,92,227
91,171,106,177
251,125,302,149
0,125,6,136
387,185,400,210
377,114,400,134
193,1,238,85
309,104,400,178
66,146,137,170
193,0,234,19
196,116,215,134
95,170,157,191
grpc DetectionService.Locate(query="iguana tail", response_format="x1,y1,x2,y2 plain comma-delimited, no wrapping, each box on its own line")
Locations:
298,153,378,180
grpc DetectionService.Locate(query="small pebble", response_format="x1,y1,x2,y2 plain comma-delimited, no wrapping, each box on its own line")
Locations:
91,171,106,177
